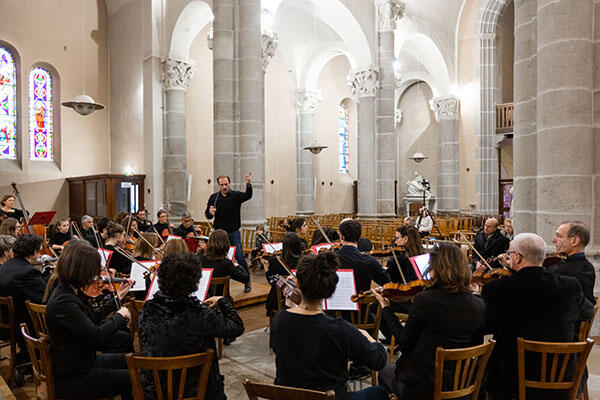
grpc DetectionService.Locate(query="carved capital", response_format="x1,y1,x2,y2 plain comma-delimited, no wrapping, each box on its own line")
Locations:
161,59,196,90
375,0,405,31
395,109,403,126
429,96,459,122
207,28,213,50
262,32,279,72
295,89,323,114
347,66,379,99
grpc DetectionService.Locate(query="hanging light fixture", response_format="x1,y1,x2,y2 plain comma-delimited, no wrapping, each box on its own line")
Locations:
303,142,328,155
410,152,428,163
62,0,105,116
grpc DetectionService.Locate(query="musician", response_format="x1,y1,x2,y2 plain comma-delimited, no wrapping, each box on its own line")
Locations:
250,225,269,265
153,209,173,239
271,251,388,400
335,219,389,294
136,209,153,232
310,227,339,246
265,232,302,316
481,233,593,400
172,211,200,238
0,235,14,265
132,233,159,261
205,174,253,293
501,218,514,240
0,217,20,238
285,217,309,250
97,217,113,245
200,229,249,291
548,221,596,305
386,226,423,284
472,218,510,270
104,223,133,275
121,215,140,239
162,238,189,257
0,194,26,222
377,243,485,399
46,241,133,400
49,219,75,254
80,215,99,248
140,252,244,400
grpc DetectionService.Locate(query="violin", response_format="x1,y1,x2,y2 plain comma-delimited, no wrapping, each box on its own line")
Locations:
364,246,405,258
268,274,302,305
542,252,567,268
351,280,430,303
471,267,512,285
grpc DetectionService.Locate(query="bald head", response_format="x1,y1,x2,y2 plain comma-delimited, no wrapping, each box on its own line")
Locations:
483,218,499,235
509,233,546,269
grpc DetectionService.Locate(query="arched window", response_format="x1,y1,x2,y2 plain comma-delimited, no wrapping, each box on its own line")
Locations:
338,102,349,174
29,67,54,161
0,46,17,160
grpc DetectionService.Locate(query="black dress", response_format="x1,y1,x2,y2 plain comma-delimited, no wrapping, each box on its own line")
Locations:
0,208,25,221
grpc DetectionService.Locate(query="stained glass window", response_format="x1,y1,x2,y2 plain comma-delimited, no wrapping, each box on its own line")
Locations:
338,103,349,174
29,67,53,161
0,47,17,160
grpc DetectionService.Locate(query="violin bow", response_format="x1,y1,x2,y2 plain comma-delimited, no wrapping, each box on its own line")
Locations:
71,219,84,238
310,216,332,244
152,225,166,246
275,255,294,277
111,245,153,274
390,248,408,284
92,225,121,309
458,232,493,270
259,232,277,253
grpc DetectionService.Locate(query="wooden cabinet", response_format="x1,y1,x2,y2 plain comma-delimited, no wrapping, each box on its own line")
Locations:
67,174,145,220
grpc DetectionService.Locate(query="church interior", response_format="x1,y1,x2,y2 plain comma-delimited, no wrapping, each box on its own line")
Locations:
1,0,600,399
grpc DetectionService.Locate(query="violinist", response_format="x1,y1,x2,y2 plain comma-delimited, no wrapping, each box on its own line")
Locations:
270,251,388,400
386,226,423,284
49,219,76,254
153,209,173,240
162,238,188,257
0,235,14,266
132,232,159,261
0,194,26,222
471,218,510,270
121,215,140,238
285,218,309,250
548,221,596,305
136,209,153,232
46,241,133,400
377,243,485,400
265,232,302,317
104,223,133,275
0,217,20,238
200,229,249,295
80,215,99,248
172,211,201,238
250,225,269,267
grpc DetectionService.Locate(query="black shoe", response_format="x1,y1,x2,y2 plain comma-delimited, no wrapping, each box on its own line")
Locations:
244,282,252,293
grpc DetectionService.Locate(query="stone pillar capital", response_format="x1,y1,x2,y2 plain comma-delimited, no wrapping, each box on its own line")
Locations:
375,0,405,31
295,89,323,114
261,32,279,72
429,95,459,122
161,58,196,90
347,65,379,100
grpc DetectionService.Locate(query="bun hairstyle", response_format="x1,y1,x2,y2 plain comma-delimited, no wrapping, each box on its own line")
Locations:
284,218,305,233
296,251,339,302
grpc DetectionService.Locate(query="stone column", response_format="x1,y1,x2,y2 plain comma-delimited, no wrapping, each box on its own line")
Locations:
161,58,195,216
213,0,236,184
375,0,404,217
348,66,379,219
430,96,459,212
295,90,322,215
535,0,593,239
512,0,537,233
238,0,265,226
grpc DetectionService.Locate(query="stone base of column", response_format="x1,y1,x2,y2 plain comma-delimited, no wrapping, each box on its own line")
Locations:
296,211,315,217
241,220,267,230
356,214,381,221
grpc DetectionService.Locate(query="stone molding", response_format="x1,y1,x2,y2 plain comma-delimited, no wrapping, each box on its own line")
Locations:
295,89,323,114
375,0,405,31
429,96,459,122
347,66,379,99
207,28,213,50
261,32,279,71
161,59,196,90
395,108,402,126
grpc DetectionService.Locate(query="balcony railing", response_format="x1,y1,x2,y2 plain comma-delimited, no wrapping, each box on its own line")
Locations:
496,102,513,133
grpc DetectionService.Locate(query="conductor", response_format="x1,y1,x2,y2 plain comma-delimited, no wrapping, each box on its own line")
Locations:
205,173,253,292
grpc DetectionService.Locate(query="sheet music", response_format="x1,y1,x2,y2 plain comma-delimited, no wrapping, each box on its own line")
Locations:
324,269,358,311
262,242,282,254
145,268,213,302
227,246,236,260
167,234,181,241
98,249,113,267
130,261,158,292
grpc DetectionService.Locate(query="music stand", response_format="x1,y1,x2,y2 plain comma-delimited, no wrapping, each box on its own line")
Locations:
28,211,56,226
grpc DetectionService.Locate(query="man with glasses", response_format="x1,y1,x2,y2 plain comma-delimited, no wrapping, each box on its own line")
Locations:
481,233,593,400
173,211,201,238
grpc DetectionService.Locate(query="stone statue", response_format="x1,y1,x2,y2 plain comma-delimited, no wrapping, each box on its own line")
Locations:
407,171,431,198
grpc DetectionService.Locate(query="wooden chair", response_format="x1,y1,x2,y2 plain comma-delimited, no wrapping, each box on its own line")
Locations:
576,297,599,400
208,276,230,360
241,228,256,256
432,339,495,400
0,297,17,386
336,295,382,386
517,337,594,400
125,299,145,355
243,379,335,400
26,301,49,339
387,312,409,362
20,323,56,400
126,350,214,400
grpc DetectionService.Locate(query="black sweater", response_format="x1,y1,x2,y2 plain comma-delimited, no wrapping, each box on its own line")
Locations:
385,251,418,283
271,310,387,400
335,245,389,294
104,244,132,275
0,257,47,325
199,256,249,285
204,184,252,233
547,252,596,305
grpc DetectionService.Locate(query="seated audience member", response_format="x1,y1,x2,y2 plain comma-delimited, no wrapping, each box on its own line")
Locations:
49,219,75,255
549,221,596,305
310,227,340,247
46,241,133,400
140,252,244,400
0,217,20,238
0,235,15,265
162,237,189,257
200,229,249,291
271,251,388,400
265,232,302,316
336,219,388,294
172,211,200,238
472,217,510,270
481,233,593,400
377,243,485,399
415,208,433,238
103,223,132,275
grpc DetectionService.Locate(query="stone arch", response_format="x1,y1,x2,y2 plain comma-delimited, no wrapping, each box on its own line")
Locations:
168,0,213,61
301,42,356,91
474,0,511,214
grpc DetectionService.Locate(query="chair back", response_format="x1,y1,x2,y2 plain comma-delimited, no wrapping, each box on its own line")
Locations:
125,299,145,355
0,297,16,385
26,301,49,338
20,323,56,400
433,339,495,400
126,350,214,400
209,276,230,298
517,337,594,400
577,300,599,341
243,379,335,400
335,295,382,335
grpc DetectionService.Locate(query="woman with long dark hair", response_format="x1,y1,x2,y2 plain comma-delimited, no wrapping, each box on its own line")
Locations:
265,232,303,316
285,218,309,249
386,225,424,284
200,229,249,285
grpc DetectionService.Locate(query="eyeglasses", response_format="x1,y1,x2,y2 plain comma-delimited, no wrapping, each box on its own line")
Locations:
506,250,522,257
